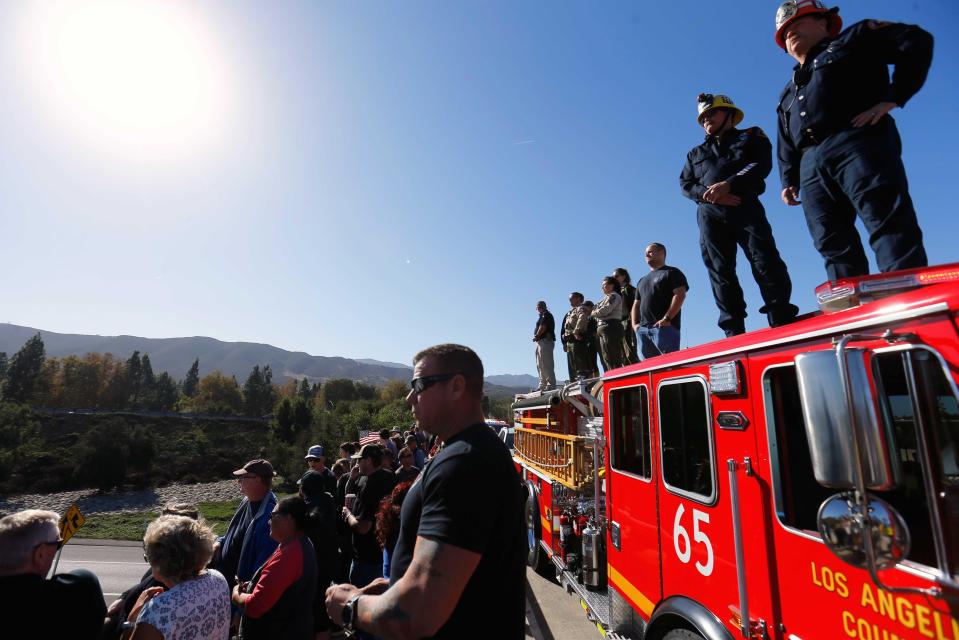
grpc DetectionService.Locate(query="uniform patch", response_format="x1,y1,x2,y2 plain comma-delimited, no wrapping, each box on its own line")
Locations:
867,20,892,29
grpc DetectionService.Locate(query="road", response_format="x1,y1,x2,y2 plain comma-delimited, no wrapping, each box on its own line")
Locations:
61,539,601,639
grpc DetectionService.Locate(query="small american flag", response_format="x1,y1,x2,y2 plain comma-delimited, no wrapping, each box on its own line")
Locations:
359,430,380,446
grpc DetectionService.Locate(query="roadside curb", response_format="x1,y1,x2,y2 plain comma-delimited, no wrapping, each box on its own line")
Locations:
70,538,141,547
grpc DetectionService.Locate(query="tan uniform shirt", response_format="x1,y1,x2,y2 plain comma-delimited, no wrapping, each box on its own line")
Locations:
563,306,590,340
591,292,623,322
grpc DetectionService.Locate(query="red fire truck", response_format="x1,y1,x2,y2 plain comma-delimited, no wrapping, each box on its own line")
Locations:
512,263,959,640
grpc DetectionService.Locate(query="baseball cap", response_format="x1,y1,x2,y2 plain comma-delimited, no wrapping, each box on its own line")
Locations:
232,459,276,483
356,444,383,465
304,445,325,460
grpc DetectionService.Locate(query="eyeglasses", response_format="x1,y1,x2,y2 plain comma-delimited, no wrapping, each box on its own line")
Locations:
38,538,64,551
409,372,460,395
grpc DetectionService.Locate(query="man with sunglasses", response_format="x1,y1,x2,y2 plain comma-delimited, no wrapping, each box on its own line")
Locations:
326,343,526,639
681,93,798,337
775,0,933,280
0,509,106,639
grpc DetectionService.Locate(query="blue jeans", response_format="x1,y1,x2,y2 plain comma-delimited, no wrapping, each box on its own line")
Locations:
637,326,681,360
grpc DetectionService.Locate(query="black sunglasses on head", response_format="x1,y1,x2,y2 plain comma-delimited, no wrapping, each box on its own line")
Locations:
409,372,461,395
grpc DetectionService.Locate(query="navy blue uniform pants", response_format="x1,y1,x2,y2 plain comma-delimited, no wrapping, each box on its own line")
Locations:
798,117,927,280
698,202,797,334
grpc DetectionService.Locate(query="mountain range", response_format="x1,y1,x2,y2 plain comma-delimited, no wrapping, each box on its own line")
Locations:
0,324,539,398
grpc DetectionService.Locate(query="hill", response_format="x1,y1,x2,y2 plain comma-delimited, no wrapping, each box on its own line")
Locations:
0,323,527,398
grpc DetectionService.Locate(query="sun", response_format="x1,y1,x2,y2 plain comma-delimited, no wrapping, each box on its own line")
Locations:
16,0,233,163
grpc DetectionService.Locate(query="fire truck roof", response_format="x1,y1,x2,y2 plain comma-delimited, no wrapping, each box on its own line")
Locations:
603,263,959,383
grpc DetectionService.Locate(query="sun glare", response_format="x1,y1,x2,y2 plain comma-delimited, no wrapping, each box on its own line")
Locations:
17,1,233,164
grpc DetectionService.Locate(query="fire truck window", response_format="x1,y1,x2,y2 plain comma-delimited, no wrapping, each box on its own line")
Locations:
764,366,833,533
609,386,651,479
875,350,959,576
659,380,712,500
873,351,937,570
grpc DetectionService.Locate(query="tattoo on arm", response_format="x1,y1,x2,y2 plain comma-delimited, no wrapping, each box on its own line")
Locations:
371,600,411,624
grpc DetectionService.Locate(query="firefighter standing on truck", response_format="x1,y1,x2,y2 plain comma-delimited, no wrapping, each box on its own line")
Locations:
775,0,933,280
680,93,799,337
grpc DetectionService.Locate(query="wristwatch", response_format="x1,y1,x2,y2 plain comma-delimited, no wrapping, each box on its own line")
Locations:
342,594,362,632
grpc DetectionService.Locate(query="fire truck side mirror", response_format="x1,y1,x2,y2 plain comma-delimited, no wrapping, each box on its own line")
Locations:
795,348,901,491
817,493,911,570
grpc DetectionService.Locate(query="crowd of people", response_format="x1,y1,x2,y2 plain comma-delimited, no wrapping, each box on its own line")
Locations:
0,344,527,640
533,1,933,389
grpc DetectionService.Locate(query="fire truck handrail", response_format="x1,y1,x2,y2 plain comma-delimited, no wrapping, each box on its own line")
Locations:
514,426,584,442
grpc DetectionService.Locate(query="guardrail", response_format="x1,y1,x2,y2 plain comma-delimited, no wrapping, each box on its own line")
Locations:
513,426,596,490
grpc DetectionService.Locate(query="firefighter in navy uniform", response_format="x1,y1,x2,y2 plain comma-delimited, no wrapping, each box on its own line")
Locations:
680,93,799,337
775,0,933,280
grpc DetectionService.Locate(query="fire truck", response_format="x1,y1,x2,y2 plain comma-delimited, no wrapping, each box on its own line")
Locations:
511,264,959,640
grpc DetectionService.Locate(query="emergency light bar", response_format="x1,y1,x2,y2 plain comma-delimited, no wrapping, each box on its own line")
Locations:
708,361,742,395
815,263,959,312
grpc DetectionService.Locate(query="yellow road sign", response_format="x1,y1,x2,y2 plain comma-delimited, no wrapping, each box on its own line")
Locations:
59,504,86,544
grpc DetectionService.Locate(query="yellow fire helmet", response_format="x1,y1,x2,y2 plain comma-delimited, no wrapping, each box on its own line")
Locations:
696,93,744,127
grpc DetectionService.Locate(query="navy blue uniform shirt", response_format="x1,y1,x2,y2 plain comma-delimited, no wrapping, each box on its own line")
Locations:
776,19,933,190
680,127,772,206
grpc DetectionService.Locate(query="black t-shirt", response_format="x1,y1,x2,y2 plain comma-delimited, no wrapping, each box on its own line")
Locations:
635,266,689,329
0,570,106,640
535,310,555,341
353,468,396,563
620,283,637,320
390,423,526,639
395,466,420,484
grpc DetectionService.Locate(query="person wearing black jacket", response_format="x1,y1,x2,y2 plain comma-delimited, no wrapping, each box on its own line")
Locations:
681,93,798,337
774,1,933,279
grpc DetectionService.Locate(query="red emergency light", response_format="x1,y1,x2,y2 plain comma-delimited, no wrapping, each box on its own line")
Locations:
815,263,959,312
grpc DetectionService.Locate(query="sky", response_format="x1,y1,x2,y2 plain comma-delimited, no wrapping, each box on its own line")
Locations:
0,0,957,378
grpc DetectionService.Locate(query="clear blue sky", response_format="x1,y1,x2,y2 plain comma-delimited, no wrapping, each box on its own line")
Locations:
0,1,956,378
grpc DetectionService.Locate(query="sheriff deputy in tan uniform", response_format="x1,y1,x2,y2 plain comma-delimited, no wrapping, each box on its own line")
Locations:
561,292,591,380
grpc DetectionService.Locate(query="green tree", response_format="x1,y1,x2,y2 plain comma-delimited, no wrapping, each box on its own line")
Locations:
355,382,377,400
322,379,357,407
193,371,243,415
151,372,179,411
0,352,8,385
75,420,130,491
183,358,200,398
140,354,157,408
128,427,157,471
126,351,143,407
272,397,296,443
3,334,46,404
292,397,313,433
380,379,409,402
242,365,277,417
59,355,102,408
298,378,312,402
101,361,129,410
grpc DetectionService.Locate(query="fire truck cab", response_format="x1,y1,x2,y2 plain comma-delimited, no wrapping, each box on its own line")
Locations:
512,263,959,640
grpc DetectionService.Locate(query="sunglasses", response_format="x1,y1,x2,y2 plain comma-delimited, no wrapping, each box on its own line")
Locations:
39,538,64,551
409,372,461,395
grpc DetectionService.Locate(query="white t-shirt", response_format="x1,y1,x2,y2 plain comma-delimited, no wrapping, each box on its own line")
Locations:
136,570,231,640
